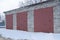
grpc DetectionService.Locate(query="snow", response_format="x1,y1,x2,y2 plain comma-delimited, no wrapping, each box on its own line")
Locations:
0,29,60,40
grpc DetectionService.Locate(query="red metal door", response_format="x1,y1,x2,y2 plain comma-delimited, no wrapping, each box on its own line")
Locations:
17,12,27,31
34,7,53,33
6,14,13,29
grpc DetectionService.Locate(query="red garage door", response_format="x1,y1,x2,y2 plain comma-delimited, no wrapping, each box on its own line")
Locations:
34,7,53,33
17,12,27,31
6,14,13,29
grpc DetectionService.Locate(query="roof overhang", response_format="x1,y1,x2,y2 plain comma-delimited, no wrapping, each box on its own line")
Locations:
4,0,54,15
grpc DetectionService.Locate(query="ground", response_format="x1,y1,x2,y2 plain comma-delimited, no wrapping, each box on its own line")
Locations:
0,28,60,40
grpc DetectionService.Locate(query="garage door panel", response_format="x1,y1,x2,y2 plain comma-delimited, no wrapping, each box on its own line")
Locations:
6,14,13,29
34,7,53,33
17,12,27,31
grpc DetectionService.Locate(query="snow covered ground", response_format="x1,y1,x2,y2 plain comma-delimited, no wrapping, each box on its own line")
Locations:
0,28,60,40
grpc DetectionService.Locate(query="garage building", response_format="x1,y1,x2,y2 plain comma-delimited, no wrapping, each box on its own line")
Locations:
4,0,60,33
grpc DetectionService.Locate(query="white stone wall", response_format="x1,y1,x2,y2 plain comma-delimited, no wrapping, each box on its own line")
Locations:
53,5,60,33
13,14,17,30
27,10,34,32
